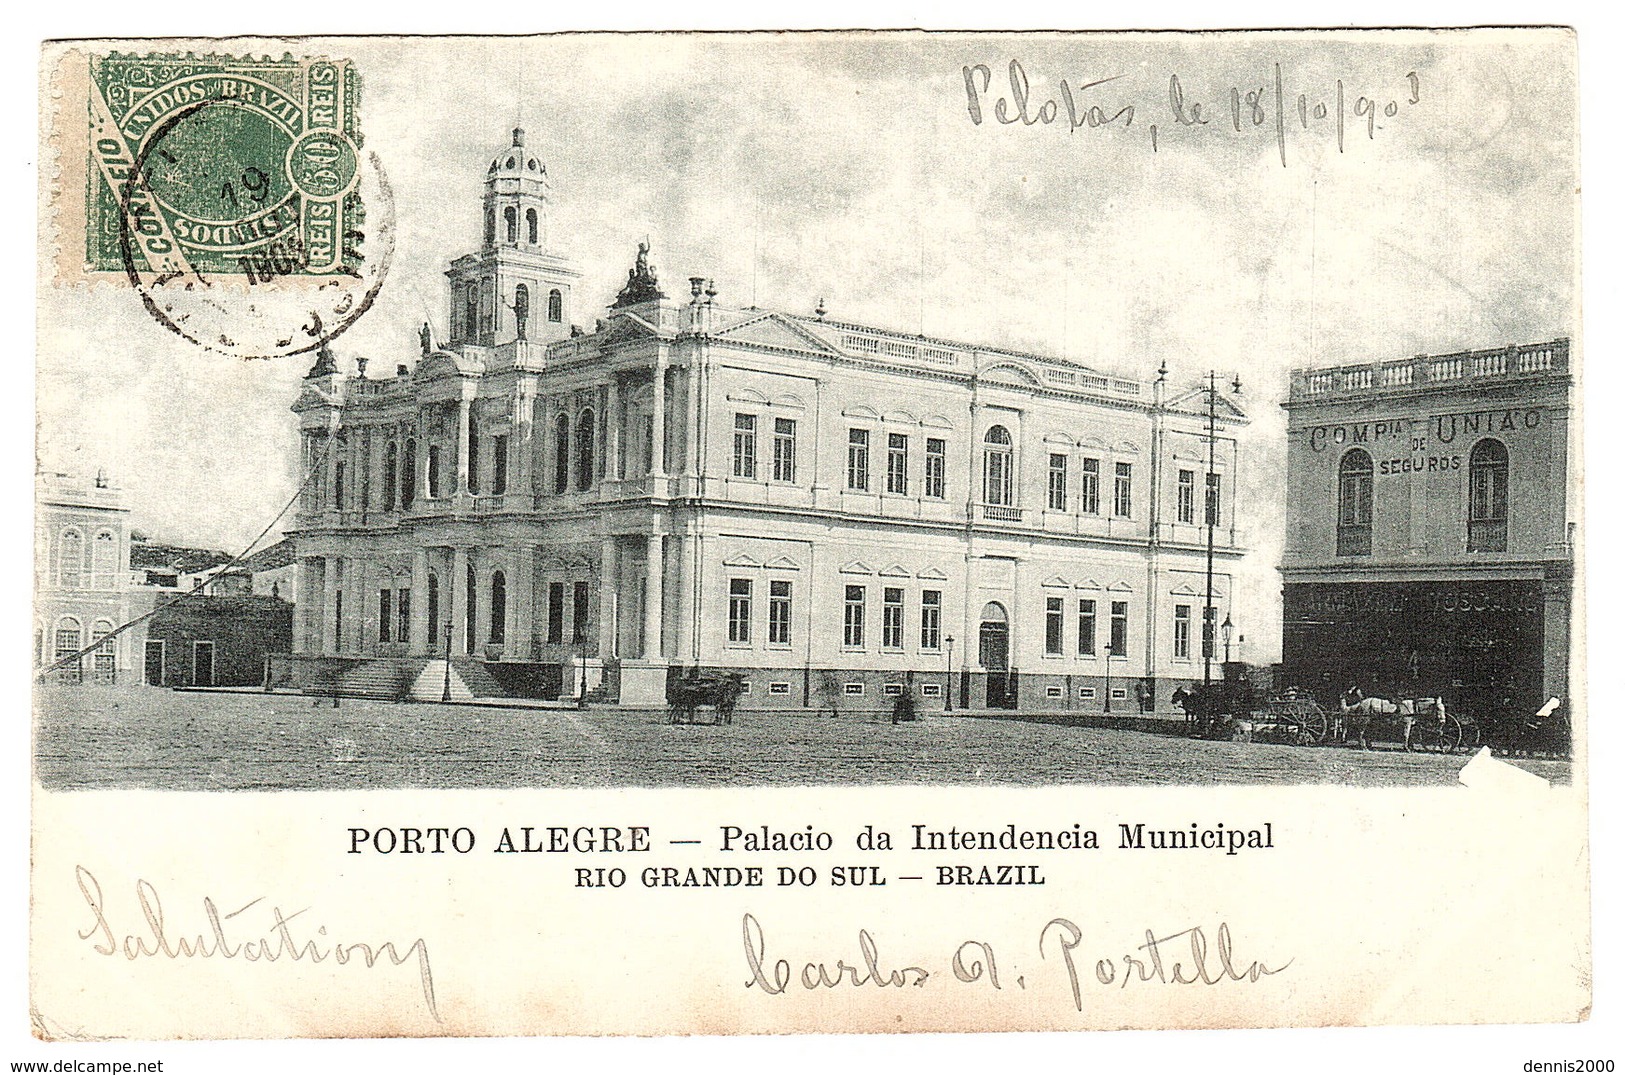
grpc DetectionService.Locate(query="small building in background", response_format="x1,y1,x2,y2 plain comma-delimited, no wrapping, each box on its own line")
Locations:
1279,339,1573,718
140,593,293,688
34,471,141,683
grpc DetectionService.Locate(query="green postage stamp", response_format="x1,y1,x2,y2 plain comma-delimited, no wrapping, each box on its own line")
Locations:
85,53,363,278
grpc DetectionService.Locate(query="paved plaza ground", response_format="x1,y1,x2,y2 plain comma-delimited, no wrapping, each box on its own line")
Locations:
32,685,1572,791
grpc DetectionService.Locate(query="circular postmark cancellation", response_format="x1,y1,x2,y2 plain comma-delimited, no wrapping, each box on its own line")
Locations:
86,53,392,360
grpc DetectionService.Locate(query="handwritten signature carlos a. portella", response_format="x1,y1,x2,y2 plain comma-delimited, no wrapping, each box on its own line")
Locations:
74,865,439,1022
742,912,1292,1009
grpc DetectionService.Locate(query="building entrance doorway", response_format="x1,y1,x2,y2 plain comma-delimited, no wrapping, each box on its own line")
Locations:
143,640,164,685
979,602,1013,709
191,641,215,687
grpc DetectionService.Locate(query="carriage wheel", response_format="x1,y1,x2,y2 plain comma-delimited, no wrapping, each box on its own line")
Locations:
1293,703,1328,746
1438,715,1465,755
1455,717,1481,753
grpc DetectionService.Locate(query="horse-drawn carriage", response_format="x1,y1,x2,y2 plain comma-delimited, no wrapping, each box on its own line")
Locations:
668,670,746,725
1173,683,1329,745
1332,686,1465,752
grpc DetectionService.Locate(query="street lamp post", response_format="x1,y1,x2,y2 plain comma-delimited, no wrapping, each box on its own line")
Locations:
1202,370,1243,690
944,635,955,712
440,617,454,702
1104,649,1114,713
1222,614,1234,665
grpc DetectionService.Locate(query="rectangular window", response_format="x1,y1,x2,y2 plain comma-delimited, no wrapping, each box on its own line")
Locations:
1046,685,1064,698
773,418,797,482
492,434,509,495
1206,472,1222,526
924,438,947,499
1079,686,1097,699
1079,457,1100,514
768,681,791,695
1174,604,1191,659
1109,600,1129,657
732,413,757,478
1113,462,1133,518
1045,596,1064,655
1077,599,1097,655
1047,453,1068,511
768,579,792,645
572,581,590,644
887,433,909,494
397,588,411,646
378,588,392,642
547,581,565,644
1177,469,1195,524
882,587,904,649
427,445,442,499
920,590,942,650
843,682,865,696
843,585,865,648
727,578,752,643
920,682,942,698
883,683,904,697
847,428,870,490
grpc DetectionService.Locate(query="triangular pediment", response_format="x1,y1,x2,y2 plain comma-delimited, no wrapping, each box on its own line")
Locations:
840,560,875,575
1171,583,1201,596
1074,577,1102,590
1107,580,1135,592
879,564,911,578
764,555,801,571
1041,574,1071,588
917,566,949,580
1166,387,1248,421
716,312,843,355
722,553,762,568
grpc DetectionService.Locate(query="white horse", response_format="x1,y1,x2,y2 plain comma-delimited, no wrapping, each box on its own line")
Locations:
1338,687,1446,751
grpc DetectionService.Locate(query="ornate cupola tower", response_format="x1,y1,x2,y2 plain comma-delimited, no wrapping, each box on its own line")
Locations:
445,126,582,348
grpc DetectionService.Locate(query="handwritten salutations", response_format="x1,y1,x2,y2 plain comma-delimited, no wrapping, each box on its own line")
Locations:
73,865,440,1022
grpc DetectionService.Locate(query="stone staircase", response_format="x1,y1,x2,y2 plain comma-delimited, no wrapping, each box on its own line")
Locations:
582,659,621,705
406,658,511,702
333,660,419,700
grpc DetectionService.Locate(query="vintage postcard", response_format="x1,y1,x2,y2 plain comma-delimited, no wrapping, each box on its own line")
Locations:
29,29,1586,1043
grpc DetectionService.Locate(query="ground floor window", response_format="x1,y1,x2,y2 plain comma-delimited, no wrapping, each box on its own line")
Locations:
1045,596,1064,655
1173,604,1191,658
920,590,941,650
843,585,865,648
728,578,752,643
1109,601,1128,656
768,580,792,645
1078,599,1096,655
882,588,904,649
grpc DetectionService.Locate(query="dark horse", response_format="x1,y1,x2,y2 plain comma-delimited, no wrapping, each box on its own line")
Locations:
669,671,746,725
1173,683,1228,738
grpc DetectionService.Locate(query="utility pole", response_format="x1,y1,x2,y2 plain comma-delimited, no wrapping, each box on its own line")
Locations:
1203,370,1242,689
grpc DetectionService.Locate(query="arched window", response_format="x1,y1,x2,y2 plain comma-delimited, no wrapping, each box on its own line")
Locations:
548,288,563,323
383,441,398,511
484,208,495,247
1468,438,1509,552
554,411,571,494
426,444,442,499
401,439,416,508
576,408,595,491
514,283,530,338
465,562,478,654
1337,449,1373,556
489,570,507,643
54,615,82,683
982,426,1013,506
334,460,347,511
58,528,83,587
92,530,117,589
467,410,480,495
504,206,518,243
91,618,115,682
427,571,440,649
526,207,539,245
463,284,477,341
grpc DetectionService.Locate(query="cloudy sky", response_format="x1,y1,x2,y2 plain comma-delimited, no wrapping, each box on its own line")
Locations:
36,30,1577,660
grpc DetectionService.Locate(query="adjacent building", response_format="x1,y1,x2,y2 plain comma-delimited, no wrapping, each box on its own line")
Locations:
1279,339,1574,717
35,471,139,684
286,127,1250,709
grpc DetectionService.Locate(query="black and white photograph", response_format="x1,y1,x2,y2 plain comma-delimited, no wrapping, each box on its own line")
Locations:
18,21,1605,1058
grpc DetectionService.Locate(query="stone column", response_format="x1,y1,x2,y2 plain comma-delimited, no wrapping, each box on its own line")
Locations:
296,557,318,653
410,546,430,656
673,530,693,663
513,544,535,660
599,537,619,659
323,555,341,655
455,396,472,494
450,546,470,658
643,533,664,658
515,384,534,500
650,360,667,477
607,376,623,480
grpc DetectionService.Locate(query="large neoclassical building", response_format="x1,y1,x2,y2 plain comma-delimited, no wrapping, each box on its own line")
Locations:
287,127,1248,708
